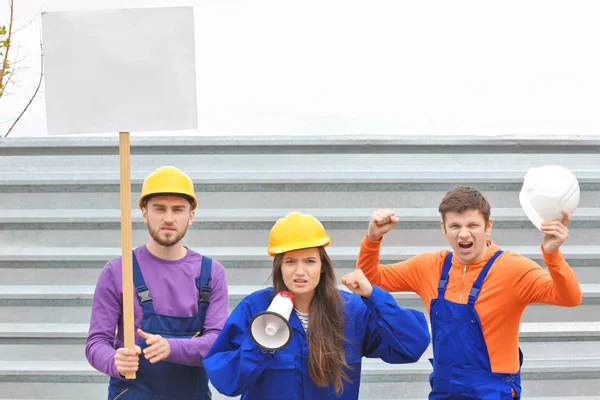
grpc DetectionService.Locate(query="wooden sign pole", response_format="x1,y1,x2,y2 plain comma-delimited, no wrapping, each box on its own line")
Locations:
119,131,136,380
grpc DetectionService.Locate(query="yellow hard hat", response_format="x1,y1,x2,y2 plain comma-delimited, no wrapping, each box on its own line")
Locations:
139,166,197,210
267,211,331,256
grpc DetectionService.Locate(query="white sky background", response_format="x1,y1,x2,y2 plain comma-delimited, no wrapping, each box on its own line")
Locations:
1,0,600,137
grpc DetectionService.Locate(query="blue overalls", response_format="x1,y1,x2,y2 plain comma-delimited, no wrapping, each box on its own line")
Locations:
107,253,213,400
429,250,523,400
203,286,430,399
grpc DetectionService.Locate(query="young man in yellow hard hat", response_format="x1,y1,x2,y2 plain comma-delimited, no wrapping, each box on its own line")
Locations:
85,166,229,400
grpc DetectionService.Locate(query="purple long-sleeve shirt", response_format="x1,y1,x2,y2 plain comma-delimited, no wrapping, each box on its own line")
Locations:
85,245,229,379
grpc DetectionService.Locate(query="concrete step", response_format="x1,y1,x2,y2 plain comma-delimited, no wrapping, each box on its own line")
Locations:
0,391,236,400
1,244,599,286
3,137,598,209
359,358,600,397
0,383,109,400
1,395,599,400
4,227,600,249
2,208,600,249
3,171,600,194
4,321,599,340
2,134,599,151
2,245,598,263
1,134,599,167
7,335,600,362
1,358,599,398
384,398,600,400
4,189,600,211
2,145,599,173
3,393,598,400
2,322,599,361
1,284,598,324
2,207,598,227
6,304,600,325
1,284,598,305
1,259,597,287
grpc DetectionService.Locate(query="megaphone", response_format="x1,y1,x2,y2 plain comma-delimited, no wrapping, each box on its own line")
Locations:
519,165,580,231
249,291,294,351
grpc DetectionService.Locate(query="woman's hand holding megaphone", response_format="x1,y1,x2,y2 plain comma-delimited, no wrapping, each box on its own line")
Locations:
341,269,373,298
541,209,571,253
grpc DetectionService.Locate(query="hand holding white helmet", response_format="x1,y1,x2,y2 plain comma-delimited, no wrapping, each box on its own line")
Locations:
519,165,580,231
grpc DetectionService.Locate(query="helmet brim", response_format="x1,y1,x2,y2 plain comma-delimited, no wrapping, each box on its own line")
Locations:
139,192,197,210
519,188,543,231
268,237,331,256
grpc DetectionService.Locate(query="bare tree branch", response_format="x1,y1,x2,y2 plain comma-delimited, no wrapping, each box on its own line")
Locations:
0,0,14,96
4,38,43,138
13,0,46,34
2,39,21,93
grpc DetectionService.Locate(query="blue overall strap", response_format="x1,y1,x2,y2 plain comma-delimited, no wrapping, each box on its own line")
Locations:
467,250,504,305
195,256,213,334
437,252,454,298
132,251,155,315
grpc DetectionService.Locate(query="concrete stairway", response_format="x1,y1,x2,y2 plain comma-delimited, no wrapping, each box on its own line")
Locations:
1,135,599,399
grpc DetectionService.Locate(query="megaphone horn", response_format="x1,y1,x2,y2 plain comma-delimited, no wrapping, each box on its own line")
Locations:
249,291,295,351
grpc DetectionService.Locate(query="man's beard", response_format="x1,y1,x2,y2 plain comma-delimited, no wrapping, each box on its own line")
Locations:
148,224,188,247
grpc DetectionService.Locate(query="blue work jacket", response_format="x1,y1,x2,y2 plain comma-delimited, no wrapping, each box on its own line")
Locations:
204,286,430,399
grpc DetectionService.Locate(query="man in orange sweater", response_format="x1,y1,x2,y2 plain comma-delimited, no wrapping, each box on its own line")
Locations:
356,186,582,400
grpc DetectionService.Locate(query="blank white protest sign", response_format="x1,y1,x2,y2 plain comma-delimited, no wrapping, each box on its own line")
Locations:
41,6,198,134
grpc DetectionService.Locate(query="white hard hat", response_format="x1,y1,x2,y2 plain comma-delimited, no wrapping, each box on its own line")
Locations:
519,165,580,231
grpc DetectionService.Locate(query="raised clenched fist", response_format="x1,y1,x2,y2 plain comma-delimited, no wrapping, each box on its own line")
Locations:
367,209,399,241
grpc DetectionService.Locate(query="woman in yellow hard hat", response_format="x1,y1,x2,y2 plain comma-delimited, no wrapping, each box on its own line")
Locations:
204,211,431,399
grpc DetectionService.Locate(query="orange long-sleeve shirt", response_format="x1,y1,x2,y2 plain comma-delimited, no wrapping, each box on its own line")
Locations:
357,235,583,373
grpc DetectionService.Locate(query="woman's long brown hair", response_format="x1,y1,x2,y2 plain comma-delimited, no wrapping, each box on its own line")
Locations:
272,247,349,395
